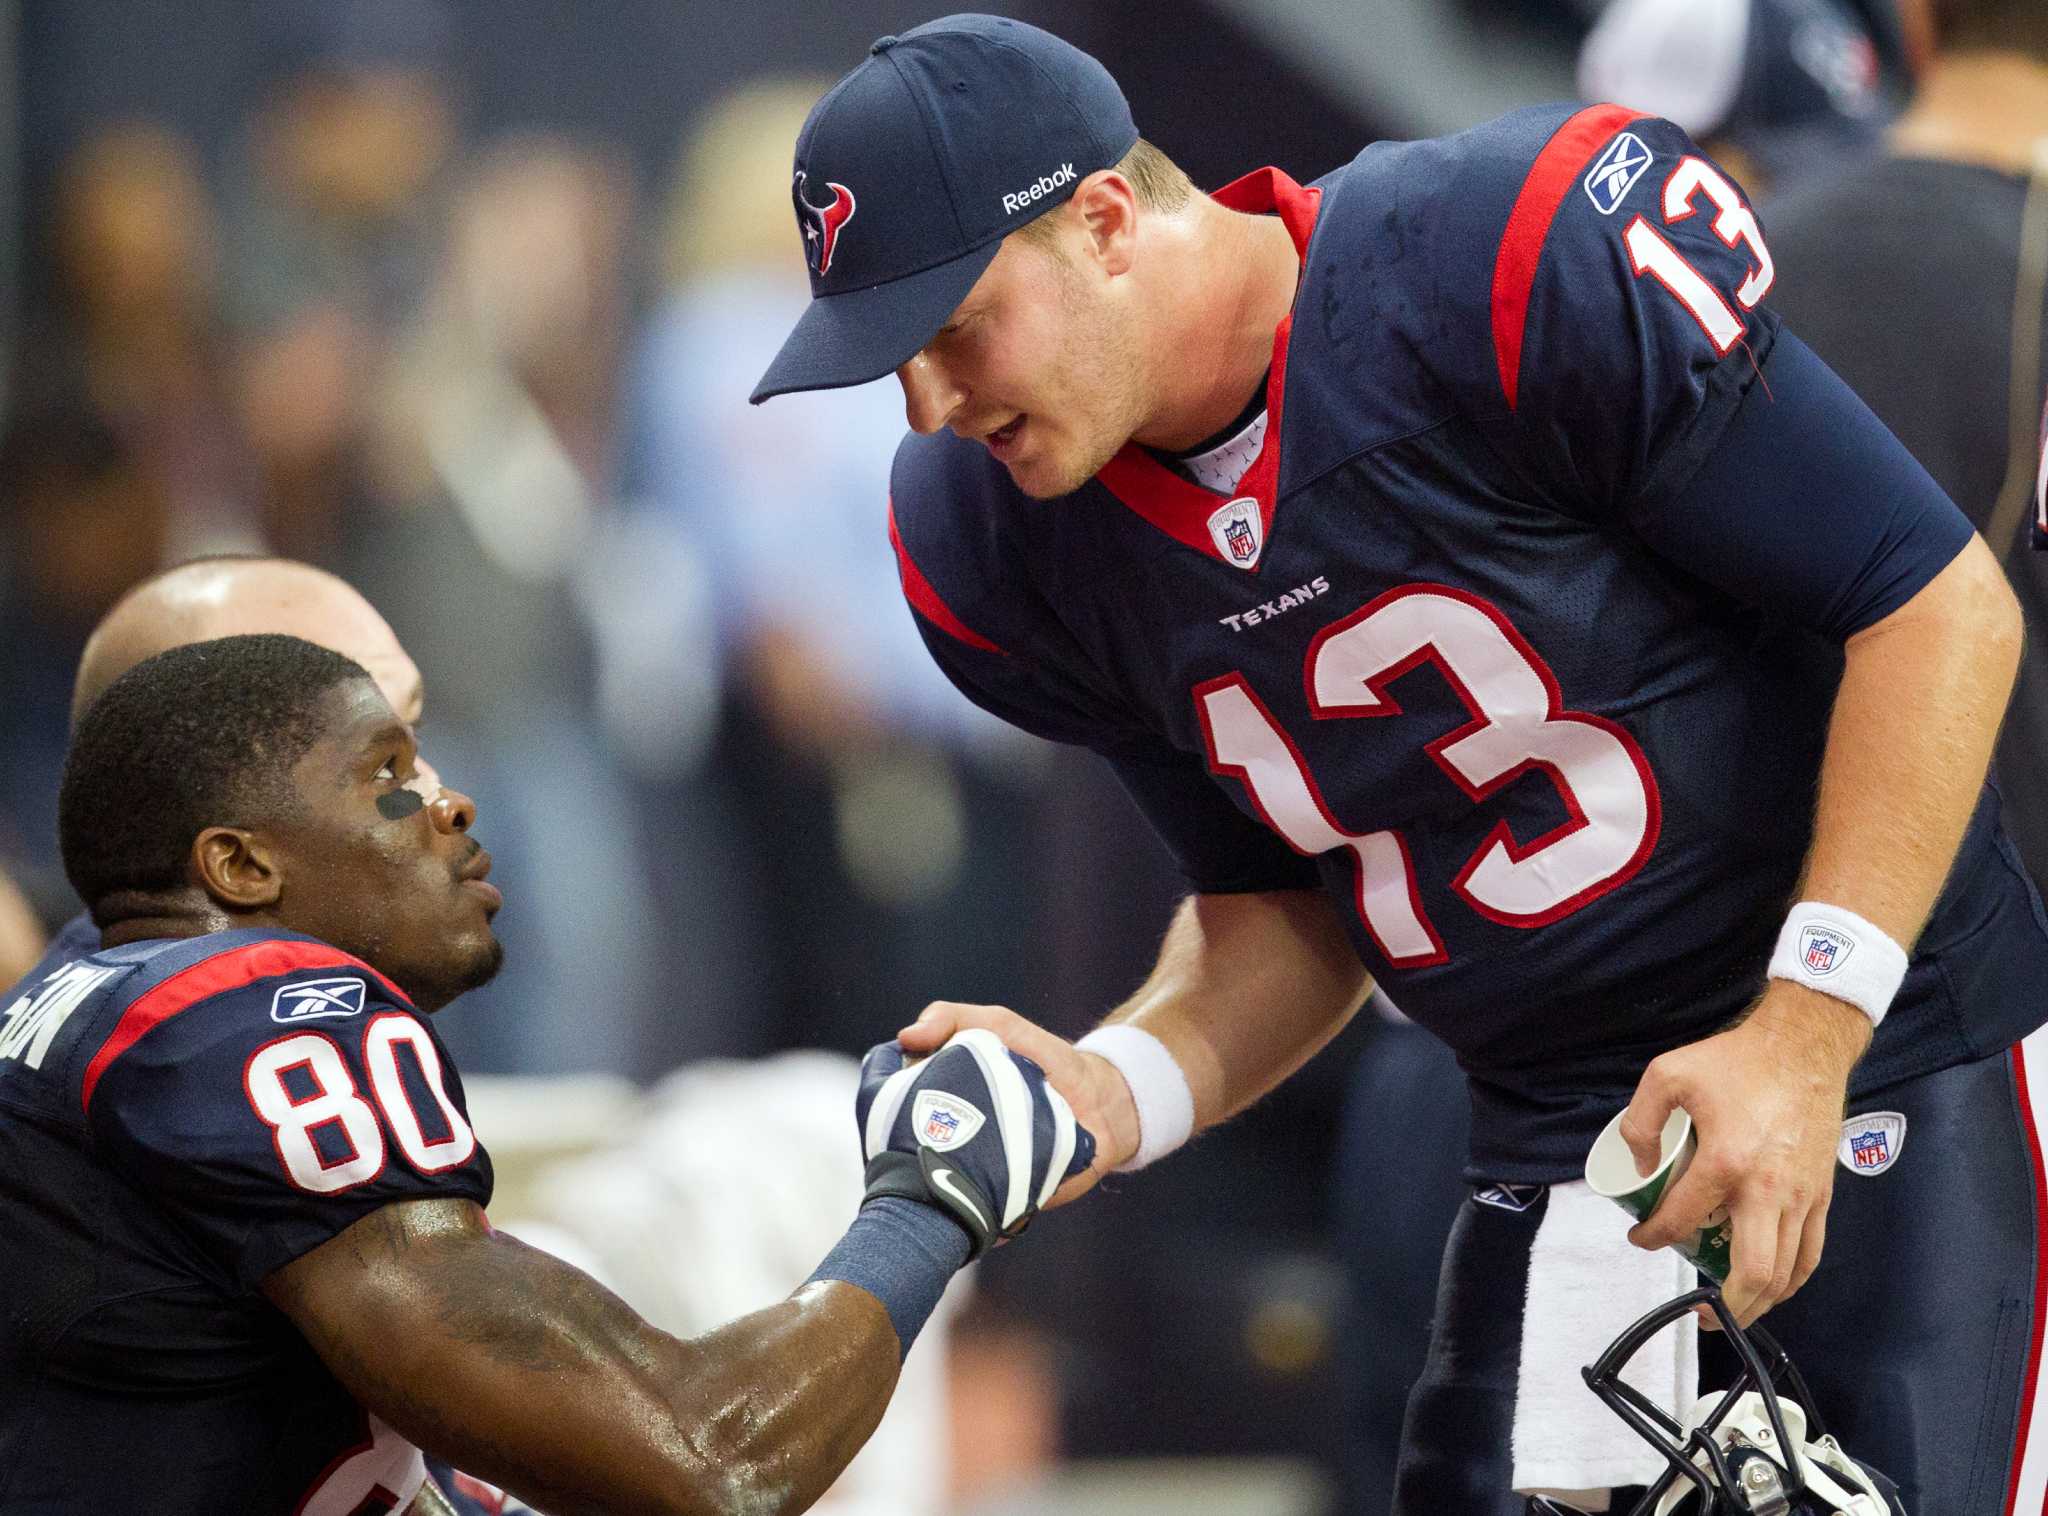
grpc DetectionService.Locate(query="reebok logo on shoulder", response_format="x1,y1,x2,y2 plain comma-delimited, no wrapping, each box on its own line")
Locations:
272,977,367,1024
1583,131,1653,215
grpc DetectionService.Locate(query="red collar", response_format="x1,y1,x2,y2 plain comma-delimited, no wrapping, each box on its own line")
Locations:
1211,165,1321,257
1094,166,1321,572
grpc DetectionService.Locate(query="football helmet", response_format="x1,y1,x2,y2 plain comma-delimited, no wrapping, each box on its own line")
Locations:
1578,1285,1907,1516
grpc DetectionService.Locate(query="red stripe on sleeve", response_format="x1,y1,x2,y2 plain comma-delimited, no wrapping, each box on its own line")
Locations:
1490,104,1648,411
888,496,1008,656
81,940,410,1114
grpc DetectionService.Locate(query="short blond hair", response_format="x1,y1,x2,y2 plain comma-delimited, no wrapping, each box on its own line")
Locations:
1015,137,1192,249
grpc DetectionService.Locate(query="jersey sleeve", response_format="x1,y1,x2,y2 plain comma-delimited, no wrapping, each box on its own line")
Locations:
1479,109,1970,635
86,960,492,1291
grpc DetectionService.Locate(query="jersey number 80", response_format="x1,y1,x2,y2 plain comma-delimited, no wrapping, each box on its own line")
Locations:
243,1012,476,1193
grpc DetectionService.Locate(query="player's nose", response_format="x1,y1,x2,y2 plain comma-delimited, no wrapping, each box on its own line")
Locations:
897,350,965,435
429,787,477,834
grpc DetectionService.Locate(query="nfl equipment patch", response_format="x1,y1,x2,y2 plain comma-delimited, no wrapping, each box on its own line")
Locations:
1206,496,1264,570
1838,1111,1906,1176
1799,923,1855,976
912,1088,985,1152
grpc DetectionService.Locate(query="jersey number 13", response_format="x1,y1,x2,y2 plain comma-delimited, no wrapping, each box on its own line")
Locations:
1196,585,1661,967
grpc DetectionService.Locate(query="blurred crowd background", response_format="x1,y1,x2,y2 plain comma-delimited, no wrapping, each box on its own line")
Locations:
4,0,2034,1512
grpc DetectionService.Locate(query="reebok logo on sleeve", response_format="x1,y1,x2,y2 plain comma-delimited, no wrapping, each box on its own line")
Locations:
271,978,368,1024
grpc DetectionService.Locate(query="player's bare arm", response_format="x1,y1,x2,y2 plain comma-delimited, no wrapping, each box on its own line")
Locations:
266,1024,1090,1516
1623,531,2025,1326
268,1197,898,1516
901,887,1371,1200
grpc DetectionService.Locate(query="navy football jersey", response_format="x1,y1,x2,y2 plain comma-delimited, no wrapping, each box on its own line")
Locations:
888,104,2048,1180
0,929,493,1513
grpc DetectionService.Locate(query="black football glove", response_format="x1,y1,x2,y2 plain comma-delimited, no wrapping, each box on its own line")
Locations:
855,1028,1094,1260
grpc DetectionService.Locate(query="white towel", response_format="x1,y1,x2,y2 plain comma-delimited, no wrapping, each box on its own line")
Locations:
1510,1179,1700,1507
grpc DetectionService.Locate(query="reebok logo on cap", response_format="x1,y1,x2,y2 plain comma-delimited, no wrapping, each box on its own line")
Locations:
1002,163,1076,216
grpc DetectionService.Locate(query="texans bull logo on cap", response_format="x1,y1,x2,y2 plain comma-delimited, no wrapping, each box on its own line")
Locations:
793,170,857,277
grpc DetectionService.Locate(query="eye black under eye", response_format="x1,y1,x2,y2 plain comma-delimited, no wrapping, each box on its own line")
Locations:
376,788,426,821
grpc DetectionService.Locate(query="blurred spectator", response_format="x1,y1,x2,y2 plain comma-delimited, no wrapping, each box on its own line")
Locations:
1578,0,1909,195
42,124,263,558
219,0,460,558
0,121,252,967
0,399,168,917
622,79,1063,1065
1766,0,2048,884
372,134,633,571
347,130,671,1080
0,873,46,989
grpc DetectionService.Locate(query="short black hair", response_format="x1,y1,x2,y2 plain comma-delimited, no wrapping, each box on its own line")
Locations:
60,634,372,916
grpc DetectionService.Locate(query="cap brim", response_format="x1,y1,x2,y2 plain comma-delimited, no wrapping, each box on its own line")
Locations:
750,239,1003,404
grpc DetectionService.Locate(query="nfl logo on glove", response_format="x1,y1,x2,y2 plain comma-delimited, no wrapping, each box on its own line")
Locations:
911,1088,985,1152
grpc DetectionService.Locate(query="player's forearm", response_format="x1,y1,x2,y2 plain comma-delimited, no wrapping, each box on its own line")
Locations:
1106,888,1371,1131
271,1202,906,1516
1807,533,2022,945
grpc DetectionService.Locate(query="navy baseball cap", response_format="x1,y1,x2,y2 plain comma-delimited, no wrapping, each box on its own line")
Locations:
750,14,1138,405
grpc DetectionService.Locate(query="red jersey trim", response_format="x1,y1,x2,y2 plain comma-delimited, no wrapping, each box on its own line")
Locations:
2002,1032,2048,1513
81,940,411,1115
1490,104,1648,412
1093,168,1323,570
888,496,1007,656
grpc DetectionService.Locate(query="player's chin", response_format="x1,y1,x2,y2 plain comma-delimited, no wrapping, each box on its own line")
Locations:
385,935,501,1014
410,931,505,1011
459,931,506,992
1010,436,1116,500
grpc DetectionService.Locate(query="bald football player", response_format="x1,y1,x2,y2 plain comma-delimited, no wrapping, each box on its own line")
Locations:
73,554,427,743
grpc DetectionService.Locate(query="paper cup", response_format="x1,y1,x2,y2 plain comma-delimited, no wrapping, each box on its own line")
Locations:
1585,1107,1732,1282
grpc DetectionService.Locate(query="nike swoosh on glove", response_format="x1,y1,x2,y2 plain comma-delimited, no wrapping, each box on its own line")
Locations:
856,1028,1094,1260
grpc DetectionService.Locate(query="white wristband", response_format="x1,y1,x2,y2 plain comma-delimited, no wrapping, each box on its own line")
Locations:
1766,901,1910,1029
1074,1023,1194,1172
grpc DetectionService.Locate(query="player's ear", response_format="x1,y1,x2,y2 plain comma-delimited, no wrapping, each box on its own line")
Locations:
191,827,283,910
1072,168,1138,276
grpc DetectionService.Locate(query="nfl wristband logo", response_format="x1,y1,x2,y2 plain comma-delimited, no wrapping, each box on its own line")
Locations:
1800,923,1854,976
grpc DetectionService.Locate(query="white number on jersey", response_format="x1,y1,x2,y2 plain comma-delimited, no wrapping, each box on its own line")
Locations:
1196,585,1660,960
244,1015,476,1194
1624,155,1773,354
